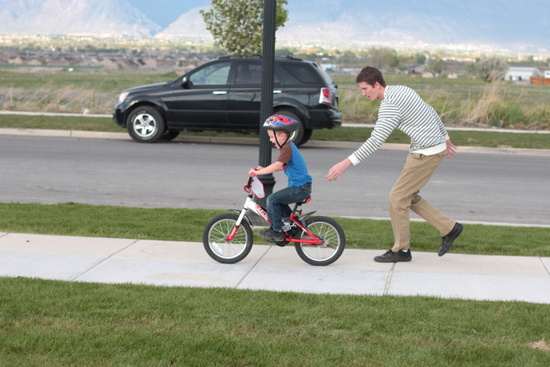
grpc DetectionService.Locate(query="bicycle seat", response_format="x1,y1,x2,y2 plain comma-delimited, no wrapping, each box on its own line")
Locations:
296,196,312,206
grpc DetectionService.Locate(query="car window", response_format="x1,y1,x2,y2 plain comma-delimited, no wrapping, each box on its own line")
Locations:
235,62,281,85
311,62,336,86
281,63,320,84
189,62,231,85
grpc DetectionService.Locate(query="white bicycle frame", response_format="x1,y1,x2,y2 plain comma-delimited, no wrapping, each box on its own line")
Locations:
225,177,322,245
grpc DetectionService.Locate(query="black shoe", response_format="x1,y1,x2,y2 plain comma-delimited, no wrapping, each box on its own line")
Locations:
258,228,284,241
439,222,463,257
374,249,412,263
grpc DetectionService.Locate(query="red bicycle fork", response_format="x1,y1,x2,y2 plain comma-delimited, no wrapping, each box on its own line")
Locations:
225,225,240,242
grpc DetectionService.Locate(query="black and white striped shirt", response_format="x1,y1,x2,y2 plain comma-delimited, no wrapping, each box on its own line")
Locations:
349,85,449,165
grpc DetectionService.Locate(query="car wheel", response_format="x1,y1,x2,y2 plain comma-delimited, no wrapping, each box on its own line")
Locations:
127,106,166,143
275,110,310,146
160,130,180,141
301,128,313,144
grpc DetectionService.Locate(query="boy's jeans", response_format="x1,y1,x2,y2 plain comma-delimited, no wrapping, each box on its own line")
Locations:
267,182,312,232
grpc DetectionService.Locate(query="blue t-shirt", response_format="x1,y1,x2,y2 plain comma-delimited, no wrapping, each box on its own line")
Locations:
277,142,312,187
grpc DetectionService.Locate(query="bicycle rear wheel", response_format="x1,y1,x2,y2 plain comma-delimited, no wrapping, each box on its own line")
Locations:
203,213,253,264
295,216,345,266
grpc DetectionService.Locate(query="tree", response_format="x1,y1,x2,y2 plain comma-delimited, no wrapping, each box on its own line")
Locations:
414,52,427,65
477,57,508,82
425,58,445,76
365,47,399,70
200,0,288,56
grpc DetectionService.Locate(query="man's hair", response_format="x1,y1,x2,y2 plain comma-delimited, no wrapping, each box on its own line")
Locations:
355,66,386,87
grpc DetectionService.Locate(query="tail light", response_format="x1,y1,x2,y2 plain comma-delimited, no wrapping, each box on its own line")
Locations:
319,88,332,105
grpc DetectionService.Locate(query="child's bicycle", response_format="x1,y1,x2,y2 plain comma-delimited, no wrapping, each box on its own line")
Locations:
203,176,345,266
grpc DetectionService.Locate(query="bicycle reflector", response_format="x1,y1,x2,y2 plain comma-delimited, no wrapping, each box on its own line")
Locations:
251,176,265,199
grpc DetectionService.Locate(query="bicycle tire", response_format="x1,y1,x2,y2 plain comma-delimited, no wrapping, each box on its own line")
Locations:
203,213,253,264
294,216,345,266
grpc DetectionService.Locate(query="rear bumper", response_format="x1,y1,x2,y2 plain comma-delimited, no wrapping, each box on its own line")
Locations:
308,108,342,129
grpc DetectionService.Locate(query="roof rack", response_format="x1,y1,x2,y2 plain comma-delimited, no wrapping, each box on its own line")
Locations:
217,55,303,61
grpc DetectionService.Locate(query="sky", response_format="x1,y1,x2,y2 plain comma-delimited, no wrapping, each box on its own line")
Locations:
130,0,207,28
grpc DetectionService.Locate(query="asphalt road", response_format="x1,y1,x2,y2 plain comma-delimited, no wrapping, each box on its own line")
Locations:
1,134,548,226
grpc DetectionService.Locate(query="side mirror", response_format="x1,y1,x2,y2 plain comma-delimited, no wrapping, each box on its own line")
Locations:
181,76,191,88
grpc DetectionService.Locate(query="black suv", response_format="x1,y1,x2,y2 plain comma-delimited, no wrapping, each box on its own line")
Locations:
113,56,341,145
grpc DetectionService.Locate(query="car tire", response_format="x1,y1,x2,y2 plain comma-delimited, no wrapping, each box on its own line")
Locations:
160,130,180,141
127,106,166,143
275,110,311,146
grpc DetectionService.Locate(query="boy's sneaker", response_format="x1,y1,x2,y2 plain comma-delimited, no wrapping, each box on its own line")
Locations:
258,228,284,241
374,250,412,263
438,222,463,257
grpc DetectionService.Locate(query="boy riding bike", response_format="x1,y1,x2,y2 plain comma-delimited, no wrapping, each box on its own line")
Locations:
248,115,312,242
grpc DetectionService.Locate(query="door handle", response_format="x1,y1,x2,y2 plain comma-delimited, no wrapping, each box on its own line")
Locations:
213,91,227,95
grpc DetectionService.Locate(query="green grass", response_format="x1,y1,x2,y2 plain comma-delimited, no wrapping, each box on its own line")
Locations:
0,67,178,93
0,114,120,132
2,67,550,129
333,74,550,129
1,202,549,257
1,66,549,365
1,278,549,367
310,126,550,150
1,198,549,366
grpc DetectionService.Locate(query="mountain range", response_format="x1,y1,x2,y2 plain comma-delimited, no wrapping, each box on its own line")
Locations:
1,0,549,53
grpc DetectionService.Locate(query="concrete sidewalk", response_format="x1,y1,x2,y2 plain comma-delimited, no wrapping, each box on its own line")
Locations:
1,232,549,304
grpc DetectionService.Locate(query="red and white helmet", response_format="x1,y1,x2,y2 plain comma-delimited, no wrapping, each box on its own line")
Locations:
263,115,299,134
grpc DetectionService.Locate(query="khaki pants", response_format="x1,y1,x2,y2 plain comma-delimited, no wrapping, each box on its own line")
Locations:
389,151,456,252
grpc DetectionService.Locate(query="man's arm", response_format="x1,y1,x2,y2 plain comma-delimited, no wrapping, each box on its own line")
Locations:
326,158,353,181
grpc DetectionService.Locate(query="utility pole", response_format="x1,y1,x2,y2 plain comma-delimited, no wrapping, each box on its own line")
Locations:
257,0,277,206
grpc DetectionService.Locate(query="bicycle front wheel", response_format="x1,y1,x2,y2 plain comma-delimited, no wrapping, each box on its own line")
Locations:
203,213,253,264
295,216,345,266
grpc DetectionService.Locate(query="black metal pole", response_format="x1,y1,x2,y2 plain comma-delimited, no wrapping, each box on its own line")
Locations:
257,0,277,206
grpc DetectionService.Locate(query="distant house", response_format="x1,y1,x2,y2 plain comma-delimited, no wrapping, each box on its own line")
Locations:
8,56,24,65
27,58,43,66
531,69,550,86
138,58,157,69
409,65,425,75
48,57,71,67
98,58,118,69
505,67,541,83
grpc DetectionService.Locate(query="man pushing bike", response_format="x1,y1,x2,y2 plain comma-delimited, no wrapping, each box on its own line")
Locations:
326,66,463,263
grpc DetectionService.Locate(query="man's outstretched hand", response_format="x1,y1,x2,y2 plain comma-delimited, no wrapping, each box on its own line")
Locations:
326,159,352,181
446,140,457,158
